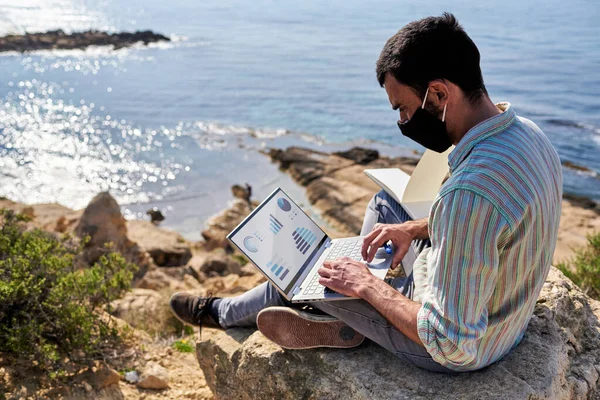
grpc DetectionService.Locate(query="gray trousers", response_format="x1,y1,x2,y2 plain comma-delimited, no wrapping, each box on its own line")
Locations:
216,190,453,373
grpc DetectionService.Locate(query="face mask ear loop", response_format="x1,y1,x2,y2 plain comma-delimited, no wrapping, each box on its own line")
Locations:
421,87,430,109
442,103,447,122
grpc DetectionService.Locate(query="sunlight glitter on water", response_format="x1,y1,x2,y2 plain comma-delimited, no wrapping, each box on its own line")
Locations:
0,77,297,210
0,79,182,209
0,0,112,35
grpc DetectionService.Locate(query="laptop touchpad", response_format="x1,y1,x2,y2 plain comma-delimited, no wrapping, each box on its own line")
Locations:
367,248,392,279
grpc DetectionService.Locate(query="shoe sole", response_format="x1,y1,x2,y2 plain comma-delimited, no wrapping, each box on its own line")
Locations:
257,306,365,350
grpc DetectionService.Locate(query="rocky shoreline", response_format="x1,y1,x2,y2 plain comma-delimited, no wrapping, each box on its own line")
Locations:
1,145,599,399
0,29,170,53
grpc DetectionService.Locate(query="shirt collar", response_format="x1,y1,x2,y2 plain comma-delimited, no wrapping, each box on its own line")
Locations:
448,102,516,171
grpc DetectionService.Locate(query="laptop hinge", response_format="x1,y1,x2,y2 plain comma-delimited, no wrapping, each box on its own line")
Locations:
287,237,331,298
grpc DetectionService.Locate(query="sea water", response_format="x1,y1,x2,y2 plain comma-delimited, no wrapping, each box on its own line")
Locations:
0,0,598,238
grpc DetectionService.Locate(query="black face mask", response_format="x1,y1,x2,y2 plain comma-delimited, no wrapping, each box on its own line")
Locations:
397,87,452,153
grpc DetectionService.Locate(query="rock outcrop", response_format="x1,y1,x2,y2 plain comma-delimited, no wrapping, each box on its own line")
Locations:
269,146,418,234
134,267,190,291
333,146,380,165
201,198,259,250
0,29,170,53
127,220,192,267
110,288,165,333
0,198,82,233
188,251,243,280
198,267,600,399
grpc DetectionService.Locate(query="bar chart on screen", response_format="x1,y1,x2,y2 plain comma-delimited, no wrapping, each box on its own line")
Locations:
269,214,283,234
292,227,317,255
266,256,290,281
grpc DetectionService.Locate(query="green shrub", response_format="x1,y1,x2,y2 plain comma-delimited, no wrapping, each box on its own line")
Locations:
0,209,138,373
171,339,194,353
557,231,600,299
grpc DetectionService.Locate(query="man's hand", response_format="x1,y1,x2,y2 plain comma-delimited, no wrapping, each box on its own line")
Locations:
318,255,425,347
318,257,375,298
361,219,428,269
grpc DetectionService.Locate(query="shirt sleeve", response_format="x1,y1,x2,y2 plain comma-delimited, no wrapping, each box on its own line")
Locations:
417,189,509,371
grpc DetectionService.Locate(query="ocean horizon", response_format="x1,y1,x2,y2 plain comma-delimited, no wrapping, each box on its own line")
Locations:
0,0,598,239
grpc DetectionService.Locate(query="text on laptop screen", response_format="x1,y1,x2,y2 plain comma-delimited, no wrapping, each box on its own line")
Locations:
229,189,327,291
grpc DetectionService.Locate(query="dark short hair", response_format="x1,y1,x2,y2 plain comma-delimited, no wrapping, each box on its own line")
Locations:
376,13,487,103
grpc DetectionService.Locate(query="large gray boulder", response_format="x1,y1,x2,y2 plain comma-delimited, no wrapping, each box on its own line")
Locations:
197,267,600,399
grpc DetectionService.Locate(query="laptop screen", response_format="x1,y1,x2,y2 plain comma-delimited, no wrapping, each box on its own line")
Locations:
227,188,328,294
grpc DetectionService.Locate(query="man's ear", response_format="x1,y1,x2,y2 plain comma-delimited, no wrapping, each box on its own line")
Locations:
429,80,449,105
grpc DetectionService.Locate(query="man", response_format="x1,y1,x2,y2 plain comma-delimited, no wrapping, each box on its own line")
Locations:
170,13,562,372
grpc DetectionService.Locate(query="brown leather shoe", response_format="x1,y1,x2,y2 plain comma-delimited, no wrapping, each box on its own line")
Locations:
257,306,365,349
169,292,222,329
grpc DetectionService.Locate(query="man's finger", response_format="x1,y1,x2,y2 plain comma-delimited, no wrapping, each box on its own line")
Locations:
366,232,389,262
391,245,409,270
318,276,333,288
318,267,332,278
362,227,382,260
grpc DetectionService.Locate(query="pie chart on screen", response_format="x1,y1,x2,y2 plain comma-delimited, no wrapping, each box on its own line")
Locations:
243,236,259,253
277,198,291,212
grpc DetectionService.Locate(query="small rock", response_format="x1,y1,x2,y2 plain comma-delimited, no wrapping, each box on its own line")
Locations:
146,207,165,224
189,252,242,278
11,385,28,399
90,361,121,389
20,206,35,219
136,268,188,291
82,380,93,393
45,386,72,398
110,289,165,333
124,370,140,384
231,183,252,203
239,263,256,277
137,362,169,390
54,215,68,232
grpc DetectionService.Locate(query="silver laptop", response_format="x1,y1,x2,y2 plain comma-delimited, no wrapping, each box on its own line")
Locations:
227,188,393,303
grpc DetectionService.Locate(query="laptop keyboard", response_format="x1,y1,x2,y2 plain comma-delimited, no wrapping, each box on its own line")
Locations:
303,239,364,296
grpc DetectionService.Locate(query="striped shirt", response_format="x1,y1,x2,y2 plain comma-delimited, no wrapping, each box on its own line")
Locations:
412,103,563,371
